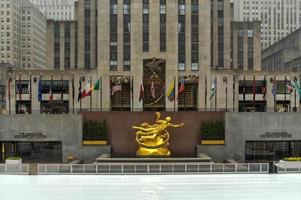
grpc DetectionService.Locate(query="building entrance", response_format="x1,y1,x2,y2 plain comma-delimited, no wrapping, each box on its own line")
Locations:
0,141,62,163
245,141,301,162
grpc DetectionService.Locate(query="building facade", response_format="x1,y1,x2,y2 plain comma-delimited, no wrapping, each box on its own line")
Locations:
262,28,301,71
0,0,46,69
29,0,75,21
232,0,301,49
46,20,77,70
231,21,261,71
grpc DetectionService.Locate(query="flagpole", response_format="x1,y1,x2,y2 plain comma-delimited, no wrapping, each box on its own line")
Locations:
215,76,217,112
225,76,228,111
253,75,256,110
233,75,235,112
100,76,102,112
8,75,11,115
192,77,196,111
19,73,22,113
205,76,207,111
131,76,134,111
51,73,53,104
274,76,276,112
285,76,287,111
174,76,176,112
90,76,92,112
39,73,42,114
29,73,32,114
72,73,75,114
61,72,64,101
243,75,246,112
79,76,82,112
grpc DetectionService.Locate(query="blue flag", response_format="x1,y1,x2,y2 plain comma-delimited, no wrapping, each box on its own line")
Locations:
38,80,42,101
271,83,276,97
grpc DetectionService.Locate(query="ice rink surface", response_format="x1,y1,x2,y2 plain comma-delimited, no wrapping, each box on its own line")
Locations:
0,174,301,200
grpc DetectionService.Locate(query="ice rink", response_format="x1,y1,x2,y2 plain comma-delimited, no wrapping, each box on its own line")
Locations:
0,174,301,200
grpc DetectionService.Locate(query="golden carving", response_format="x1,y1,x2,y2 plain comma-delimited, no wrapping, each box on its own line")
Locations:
132,112,184,156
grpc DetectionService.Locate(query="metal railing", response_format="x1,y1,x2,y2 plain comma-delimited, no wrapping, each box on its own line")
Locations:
274,161,301,173
38,163,269,175
0,164,29,175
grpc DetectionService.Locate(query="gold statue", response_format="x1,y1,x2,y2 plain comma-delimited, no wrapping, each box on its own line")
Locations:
132,112,184,156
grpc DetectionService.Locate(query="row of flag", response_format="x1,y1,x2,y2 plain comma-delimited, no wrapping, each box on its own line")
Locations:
17,76,301,103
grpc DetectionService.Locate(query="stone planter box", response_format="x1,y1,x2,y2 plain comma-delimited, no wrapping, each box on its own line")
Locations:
5,158,22,164
201,140,225,145
82,140,107,145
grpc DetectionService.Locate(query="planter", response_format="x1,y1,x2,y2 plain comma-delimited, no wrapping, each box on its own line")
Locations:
82,140,107,145
5,157,22,164
201,140,225,145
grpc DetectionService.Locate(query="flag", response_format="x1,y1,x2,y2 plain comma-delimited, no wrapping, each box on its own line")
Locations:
286,81,293,94
139,78,144,102
262,77,267,100
151,81,156,99
252,76,256,102
48,88,53,101
209,79,216,100
271,79,276,97
93,79,100,90
38,79,42,101
167,79,175,102
112,84,122,95
178,78,185,97
291,79,301,96
78,77,82,102
81,80,93,99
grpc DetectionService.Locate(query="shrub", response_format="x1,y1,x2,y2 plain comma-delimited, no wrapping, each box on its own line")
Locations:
284,157,301,162
200,121,225,140
83,120,108,141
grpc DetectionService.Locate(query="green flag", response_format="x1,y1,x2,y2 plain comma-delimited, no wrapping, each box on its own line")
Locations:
93,79,100,90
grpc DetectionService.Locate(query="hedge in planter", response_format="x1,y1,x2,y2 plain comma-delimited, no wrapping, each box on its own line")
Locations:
83,120,108,141
200,121,225,140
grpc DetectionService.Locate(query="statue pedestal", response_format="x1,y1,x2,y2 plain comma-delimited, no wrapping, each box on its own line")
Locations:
136,146,170,157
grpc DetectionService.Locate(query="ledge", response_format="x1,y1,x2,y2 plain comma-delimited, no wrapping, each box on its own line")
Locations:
82,140,107,145
201,140,225,145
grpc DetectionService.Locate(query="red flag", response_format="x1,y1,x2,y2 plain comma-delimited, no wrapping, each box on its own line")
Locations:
139,78,144,102
48,88,53,101
111,84,122,96
178,78,185,96
252,75,256,102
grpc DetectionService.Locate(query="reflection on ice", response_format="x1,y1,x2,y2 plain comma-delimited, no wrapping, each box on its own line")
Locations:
0,174,300,200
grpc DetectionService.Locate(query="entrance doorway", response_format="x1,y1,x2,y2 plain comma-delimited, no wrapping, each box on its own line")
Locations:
0,141,62,163
245,141,301,162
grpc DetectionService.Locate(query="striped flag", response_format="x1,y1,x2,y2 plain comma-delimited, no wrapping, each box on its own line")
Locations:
139,78,144,102
209,80,216,100
151,81,155,99
112,84,122,96
271,80,276,97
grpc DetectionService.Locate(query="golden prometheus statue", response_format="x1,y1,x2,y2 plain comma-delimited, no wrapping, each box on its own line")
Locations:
132,112,184,156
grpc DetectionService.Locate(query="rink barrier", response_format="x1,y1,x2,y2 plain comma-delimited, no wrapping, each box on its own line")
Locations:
0,164,29,175
37,163,269,175
273,161,301,173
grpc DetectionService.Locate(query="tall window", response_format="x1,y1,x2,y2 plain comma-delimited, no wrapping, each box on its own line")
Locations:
143,0,149,52
84,0,91,69
217,0,224,68
160,0,166,52
53,22,60,70
123,0,131,71
191,0,199,70
64,22,71,69
237,30,244,70
178,0,186,70
110,0,118,71
247,29,254,71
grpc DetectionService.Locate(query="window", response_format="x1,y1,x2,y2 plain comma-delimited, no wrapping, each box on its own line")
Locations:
110,0,118,71
160,0,166,52
123,0,131,71
143,0,149,52
191,0,199,70
178,0,186,70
